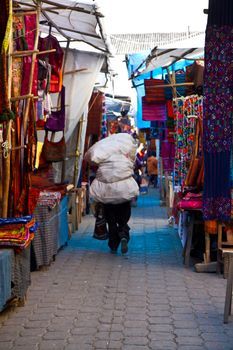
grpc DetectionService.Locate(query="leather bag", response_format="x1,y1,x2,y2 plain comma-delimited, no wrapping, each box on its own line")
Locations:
45,85,65,131
93,202,108,240
42,131,66,162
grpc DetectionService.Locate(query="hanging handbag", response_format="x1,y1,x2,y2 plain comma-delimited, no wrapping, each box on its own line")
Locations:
93,202,108,240
177,192,203,210
42,130,66,162
45,85,65,131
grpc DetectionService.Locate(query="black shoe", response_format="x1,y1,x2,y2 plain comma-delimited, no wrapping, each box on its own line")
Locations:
121,238,128,254
110,248,117,254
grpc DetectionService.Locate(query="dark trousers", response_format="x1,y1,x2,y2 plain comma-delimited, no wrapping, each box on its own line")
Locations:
149,174,158,187
104,201,131,251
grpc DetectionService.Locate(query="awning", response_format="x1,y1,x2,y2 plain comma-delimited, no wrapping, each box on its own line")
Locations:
14,0,111,53
131,47,204,79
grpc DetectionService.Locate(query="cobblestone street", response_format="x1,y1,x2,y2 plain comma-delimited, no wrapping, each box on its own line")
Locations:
0,189,233,350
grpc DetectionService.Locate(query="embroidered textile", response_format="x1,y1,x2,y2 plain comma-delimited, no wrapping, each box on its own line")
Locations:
37,191,61,209
203,25,233,220
0,0,14,120
0,218,35,249
173,96,202,186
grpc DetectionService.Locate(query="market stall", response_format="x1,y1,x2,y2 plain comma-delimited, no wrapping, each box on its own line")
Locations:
126,43,209,267
0,0,111,310
126,11,233,272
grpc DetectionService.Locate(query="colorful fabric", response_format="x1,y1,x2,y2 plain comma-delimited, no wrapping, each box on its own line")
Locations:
144,78,166,103
0,217,36,249
1,0,12,54
38,35,64,93
142,96,166,121
173,96,203,186
21,15,37,96
203,24,233,221
37,191,61,209
13,15,27,51
12,57,23,97
160,140,175,172
0,0,14,121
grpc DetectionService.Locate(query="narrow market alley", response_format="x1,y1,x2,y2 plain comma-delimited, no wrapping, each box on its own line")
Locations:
0,189,233,350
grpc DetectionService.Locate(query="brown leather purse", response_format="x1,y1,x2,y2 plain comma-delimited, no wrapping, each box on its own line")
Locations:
42,131,66,163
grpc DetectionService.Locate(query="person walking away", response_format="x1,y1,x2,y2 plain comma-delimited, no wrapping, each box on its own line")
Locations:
147,151,158,188
84,133,139,254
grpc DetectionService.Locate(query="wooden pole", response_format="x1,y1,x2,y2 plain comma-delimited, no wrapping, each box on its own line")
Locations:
145,82,194,89
60,40,70,183
2,120,13,217
170,55,204,61
73,116,84,186
10,94,34,102
40,0,104,17
2,3,14,218
64,68,87,75
11,48,56,57
13,10,38,16
23,3,40,134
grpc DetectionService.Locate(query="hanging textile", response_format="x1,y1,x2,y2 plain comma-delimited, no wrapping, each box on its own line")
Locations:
142,96,167,121
21,14,38,96
203,0,233,221
38,35,64,93
173,96,203,187
0,0,14,121
144,78,166,103
160,139,175,172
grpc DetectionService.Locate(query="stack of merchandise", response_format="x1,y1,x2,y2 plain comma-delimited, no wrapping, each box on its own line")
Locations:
0,216,37,250
85,133,139,204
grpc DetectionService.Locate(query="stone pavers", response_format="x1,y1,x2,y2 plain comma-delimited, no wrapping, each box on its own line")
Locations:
0,188,233,349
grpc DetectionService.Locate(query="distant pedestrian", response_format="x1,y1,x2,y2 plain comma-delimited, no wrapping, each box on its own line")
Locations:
147,151,158,188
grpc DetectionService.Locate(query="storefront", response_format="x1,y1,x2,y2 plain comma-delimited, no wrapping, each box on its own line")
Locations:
0,0,111,311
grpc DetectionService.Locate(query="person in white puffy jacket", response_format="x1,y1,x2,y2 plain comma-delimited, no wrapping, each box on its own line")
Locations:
84,133,139,254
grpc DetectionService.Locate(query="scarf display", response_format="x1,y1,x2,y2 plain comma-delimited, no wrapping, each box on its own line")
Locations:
173,96,203,187
203,0,233,221
0,216,36,249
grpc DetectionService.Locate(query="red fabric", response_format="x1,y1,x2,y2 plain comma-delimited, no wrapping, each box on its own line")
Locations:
21,15,38,96
144,79,166,103
177,192,203,210
38,35,64,93
166,100,175,118
160,141,175,171
142,96,166,121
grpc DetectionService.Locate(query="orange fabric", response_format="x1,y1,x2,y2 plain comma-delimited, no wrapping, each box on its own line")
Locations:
204,220,218,235
147,156,158,175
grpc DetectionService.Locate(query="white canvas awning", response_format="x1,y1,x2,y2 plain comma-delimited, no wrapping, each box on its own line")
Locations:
14,0,111,53
131,47,204,79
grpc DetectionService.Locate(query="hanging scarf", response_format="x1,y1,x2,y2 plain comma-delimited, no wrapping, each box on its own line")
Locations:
203,0,233,221
0,0,14,121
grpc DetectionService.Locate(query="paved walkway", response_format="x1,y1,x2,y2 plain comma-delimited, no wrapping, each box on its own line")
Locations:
0,189,233,350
